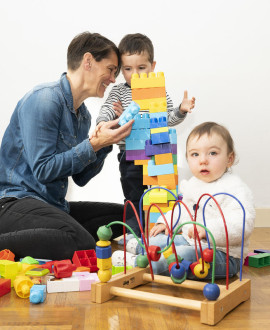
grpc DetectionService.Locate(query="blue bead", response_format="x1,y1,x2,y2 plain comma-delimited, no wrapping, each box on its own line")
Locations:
170,263,186,279
203,283,220,301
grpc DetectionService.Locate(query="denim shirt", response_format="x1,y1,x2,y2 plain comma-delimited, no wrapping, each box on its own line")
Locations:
0,73,112,212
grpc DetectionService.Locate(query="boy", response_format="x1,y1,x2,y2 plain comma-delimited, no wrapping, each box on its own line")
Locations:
96,33,195,236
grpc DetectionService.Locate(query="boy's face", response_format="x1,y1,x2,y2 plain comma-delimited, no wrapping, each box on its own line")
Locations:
121,51,156,86
186,133,234,183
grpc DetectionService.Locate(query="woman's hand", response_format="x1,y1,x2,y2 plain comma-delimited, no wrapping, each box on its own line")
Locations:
89,118,133,152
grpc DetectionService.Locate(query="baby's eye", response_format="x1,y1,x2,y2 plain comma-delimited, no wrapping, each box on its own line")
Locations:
210,151,217,156
191,152,199,157
139,66,146,70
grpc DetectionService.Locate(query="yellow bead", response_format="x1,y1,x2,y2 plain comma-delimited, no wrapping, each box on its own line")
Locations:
96,240,111,247
98,269,112,283
163,246,173,259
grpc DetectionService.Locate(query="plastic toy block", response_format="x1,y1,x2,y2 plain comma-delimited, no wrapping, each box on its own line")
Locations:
172,154,177,165
73,272,99,291
14,276,34,298
72,249,98,272
132,86,166,100
248,253,270,268
125,139,146,150
254,249,270,254
53,262,77,278
150,112,168,120
150,116,167,129
145,140,172,156
143,201,176,213
134,159,150,165
133,97,167,111
35,258,52,265
30,284,47,304
147,160,174,176
39,261,55,273
126,150,151,161
0,260,20,286
73,266,90,272
96,246,112,259
154,153,173,165
244,253,258,266
167,188,178,201
112,265,133,275
169,128,177,144
157,174,177,190
149,187,168,204
127,129,150,141
97,257,112,270
118,101,140,126
174,165,178,174
0,278,11,297
149,212,161,223
149,100,167,113
0,249,15,261
46,274,80,293
143,175,158,185
20,256,39,265
151,132,170,145
171,144,177,154
132,113,150,129
151,127,169,135
25,268,49,277
131,72,165,89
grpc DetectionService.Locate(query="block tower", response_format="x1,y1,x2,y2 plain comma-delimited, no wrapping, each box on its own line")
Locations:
125,72,178,231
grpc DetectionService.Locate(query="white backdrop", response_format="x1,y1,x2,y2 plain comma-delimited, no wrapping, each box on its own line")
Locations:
1,0,269,208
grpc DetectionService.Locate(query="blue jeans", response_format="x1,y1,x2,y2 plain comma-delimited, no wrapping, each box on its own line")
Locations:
149,234,240,279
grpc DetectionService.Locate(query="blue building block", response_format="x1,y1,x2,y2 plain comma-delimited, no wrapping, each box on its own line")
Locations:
132,113,150,129
30,285,47,304
147,160,174,176
119,101,140,126
145,140,172,156
127,129,150,140
150,116,168,129
150,112,168,120
151,132,170,145
169,128,177,144
126,139,146,150
96,245,112,259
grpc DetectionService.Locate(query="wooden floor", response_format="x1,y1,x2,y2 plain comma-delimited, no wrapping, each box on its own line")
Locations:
0,227,269,330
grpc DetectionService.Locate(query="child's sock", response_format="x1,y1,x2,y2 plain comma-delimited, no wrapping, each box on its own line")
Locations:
112,250,137,267
126,237,142,255
117,233,135,246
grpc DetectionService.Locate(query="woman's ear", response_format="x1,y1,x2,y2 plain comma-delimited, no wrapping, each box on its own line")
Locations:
83,52,93,70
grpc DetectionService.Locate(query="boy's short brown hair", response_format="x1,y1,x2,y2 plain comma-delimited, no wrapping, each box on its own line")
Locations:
186,122,236,164
118,33,154,63
67,31,120,76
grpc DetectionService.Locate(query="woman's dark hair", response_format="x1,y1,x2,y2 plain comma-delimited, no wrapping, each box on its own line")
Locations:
67,32,120,76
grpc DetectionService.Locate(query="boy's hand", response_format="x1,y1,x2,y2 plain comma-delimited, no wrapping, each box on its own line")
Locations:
188,225,206,240
113,101,124,117
150,224,167,237
179,90,196,114
89,118,133,152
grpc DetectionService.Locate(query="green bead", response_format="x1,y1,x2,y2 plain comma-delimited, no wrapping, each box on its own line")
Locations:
166,254,182,265
171,272,186,284
97,226,113,241
20,256,39,265
136,254,149,268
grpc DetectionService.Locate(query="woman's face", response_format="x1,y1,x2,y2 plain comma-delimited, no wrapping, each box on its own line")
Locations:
88,51,118,98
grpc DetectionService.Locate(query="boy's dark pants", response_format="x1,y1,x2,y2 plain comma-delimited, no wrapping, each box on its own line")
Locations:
0,197,124,260
118,150,148,236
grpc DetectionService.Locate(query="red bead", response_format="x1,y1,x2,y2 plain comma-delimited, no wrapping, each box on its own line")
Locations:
202,248,213,263
148,245,161,261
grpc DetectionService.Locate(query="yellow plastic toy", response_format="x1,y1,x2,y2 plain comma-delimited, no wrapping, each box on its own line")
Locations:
14,276,34,298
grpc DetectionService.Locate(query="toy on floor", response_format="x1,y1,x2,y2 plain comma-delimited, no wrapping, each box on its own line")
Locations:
91,186,250,326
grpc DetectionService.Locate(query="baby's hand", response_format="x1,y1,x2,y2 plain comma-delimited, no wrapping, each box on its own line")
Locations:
180,90,195,114
113,101,124,117
150,224,167,237
188,225,206,240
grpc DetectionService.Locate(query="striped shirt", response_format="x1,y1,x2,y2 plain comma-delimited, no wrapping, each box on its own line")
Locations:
96,83,186,148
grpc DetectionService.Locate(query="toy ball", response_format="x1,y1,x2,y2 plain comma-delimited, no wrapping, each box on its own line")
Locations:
203,283,220,301
97,226,113,241
136,254,149,268
170,263,186,279
202,248,214,263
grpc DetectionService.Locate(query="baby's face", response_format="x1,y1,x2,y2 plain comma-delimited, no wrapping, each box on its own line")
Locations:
186,133,234,183
121,51,156,86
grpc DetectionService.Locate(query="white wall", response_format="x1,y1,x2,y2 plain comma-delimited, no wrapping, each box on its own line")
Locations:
1,0,269,208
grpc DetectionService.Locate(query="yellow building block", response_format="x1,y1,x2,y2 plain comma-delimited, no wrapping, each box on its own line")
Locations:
143,175,158,185
0,260,20,287
134,159,149,165
149,100,167,113
149,186,168,204
157,173,177,190
131,72,165,89
150,127,169,134
134,97,167,111
132,87,166,100
154,153,173,165
143,165,148,175
97,257,112,270
174,165,178,174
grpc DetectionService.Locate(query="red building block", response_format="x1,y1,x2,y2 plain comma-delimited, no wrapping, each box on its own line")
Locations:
72,250,98,272
0,249,15,261
0,278,11,297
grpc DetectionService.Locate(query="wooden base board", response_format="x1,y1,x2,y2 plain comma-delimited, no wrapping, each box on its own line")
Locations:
91,267,250,326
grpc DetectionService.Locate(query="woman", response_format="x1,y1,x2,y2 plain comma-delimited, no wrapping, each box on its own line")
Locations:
0,32,133,260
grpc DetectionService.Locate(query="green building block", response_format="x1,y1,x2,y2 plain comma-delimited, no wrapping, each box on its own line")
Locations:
248,253,270,268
